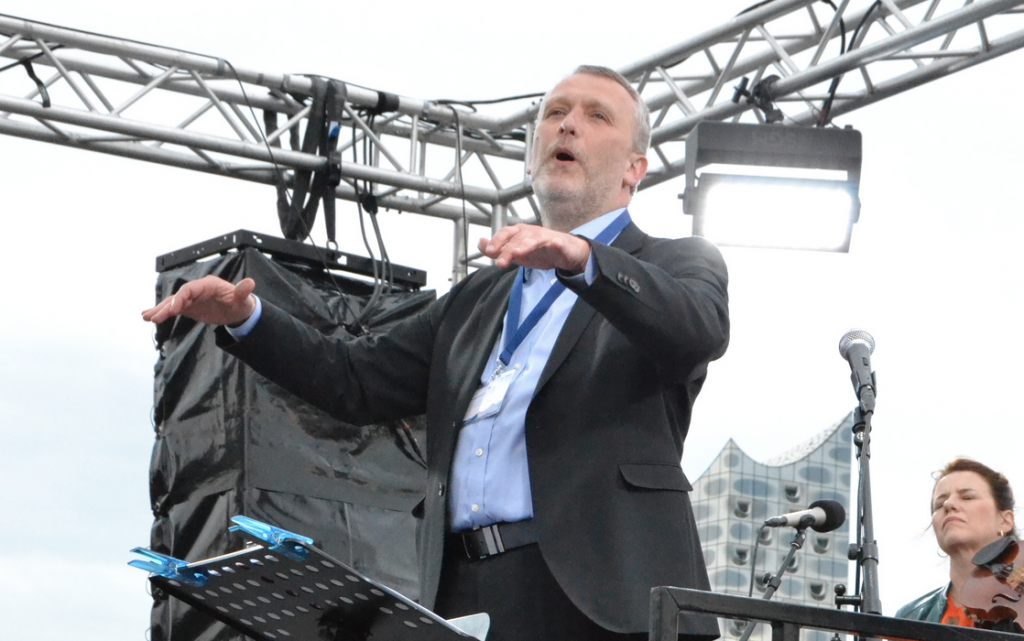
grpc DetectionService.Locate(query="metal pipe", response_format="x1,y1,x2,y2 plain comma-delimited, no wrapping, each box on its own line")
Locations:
33,37,98,112
0,14,504,131
650,0,1024,144
188,69,252,142
112,64,180,116
0,93,504,202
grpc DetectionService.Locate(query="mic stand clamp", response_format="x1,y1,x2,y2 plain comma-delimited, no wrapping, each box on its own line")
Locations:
833,583,862,608
737,526,809,641
830,585,862,641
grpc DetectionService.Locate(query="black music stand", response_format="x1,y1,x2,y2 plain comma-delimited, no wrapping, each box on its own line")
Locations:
131,516,487,641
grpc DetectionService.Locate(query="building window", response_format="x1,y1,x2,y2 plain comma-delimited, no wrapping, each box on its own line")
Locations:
758,527,773,546
784,483,801,502
704,548,716,566
813,535,831,554
733,497,752,518
731,545,750,566
809,581,827,601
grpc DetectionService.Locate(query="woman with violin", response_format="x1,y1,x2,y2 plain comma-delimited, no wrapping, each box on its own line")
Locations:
896,458,1021,632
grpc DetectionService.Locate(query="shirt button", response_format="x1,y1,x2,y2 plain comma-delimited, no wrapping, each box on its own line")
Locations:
471,504,480,512
475,448,484,457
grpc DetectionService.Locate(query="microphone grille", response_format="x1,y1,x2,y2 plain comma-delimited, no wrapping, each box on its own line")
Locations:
838,329,875,358
808,499,846,533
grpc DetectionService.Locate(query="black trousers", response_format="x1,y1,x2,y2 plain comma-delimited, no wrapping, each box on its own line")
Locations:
433,537,646,641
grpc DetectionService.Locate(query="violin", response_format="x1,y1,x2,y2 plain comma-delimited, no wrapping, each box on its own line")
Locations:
960,535,1024,631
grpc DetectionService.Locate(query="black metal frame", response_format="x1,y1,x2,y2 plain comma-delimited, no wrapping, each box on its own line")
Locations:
155,229,428,289
649,588,1020,641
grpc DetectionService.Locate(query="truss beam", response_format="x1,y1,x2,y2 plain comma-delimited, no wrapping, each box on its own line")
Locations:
2,0,1024,278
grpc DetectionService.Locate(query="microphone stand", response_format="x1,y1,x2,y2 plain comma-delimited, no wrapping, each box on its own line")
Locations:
737,522,811,641
841,385,883,615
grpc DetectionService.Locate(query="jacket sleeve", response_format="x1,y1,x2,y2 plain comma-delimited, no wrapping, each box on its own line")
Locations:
560,234,729,383
215,293,446,426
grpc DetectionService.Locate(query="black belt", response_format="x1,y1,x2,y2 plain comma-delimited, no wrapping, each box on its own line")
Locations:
453,520,537,560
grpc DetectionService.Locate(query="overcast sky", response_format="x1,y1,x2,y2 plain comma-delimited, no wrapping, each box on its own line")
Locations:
1,2,1022,640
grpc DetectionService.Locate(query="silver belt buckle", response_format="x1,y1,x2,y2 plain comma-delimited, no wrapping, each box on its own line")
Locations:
463,524,505,559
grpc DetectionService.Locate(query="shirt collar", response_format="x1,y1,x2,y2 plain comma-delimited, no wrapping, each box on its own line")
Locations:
571,207,628,241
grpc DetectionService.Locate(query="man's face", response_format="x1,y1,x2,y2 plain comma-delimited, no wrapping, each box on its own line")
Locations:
529,73,646,228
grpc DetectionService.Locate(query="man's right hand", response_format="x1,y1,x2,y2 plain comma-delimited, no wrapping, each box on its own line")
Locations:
142,275,257,327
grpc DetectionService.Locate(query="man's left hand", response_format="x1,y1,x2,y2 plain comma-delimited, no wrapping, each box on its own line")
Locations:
478,224,590,274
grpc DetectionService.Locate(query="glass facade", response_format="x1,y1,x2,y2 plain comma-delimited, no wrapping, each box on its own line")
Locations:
692,413,855,641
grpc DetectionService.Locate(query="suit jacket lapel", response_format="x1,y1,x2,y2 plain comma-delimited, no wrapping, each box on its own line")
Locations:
447,268,518,427
535,222,645,393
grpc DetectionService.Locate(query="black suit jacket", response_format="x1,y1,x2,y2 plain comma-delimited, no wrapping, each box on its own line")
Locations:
218,222,729,636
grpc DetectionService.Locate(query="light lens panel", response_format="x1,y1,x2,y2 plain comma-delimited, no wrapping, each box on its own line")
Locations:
694,173,856,252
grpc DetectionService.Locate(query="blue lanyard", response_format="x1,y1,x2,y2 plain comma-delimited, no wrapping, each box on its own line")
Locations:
498,210,632,368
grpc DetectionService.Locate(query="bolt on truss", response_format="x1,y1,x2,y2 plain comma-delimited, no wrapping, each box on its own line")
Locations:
1,0,1023,280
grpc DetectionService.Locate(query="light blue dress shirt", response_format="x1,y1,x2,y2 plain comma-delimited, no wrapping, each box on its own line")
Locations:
448,208,627,531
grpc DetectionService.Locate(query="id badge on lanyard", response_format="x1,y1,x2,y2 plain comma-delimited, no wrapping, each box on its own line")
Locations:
463,364,520,424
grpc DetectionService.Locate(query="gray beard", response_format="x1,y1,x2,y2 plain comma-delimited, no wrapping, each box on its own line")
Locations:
533,175,606,233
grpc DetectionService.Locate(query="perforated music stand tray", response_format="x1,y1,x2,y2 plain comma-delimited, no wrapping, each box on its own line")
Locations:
149,540,478,641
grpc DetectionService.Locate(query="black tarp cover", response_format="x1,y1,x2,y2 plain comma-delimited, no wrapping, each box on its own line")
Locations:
149,248,435,641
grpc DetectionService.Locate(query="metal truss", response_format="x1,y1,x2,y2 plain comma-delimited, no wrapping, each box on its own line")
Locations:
2,0,1023,280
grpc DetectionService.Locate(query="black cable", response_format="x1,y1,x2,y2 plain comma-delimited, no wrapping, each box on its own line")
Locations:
286,72,542,112
819,0,847,55
737,0,775,15
0,16,349,307
398,419,427,469
362,112,394,291
368,207,393,290
818,1,878,127
350,116,389,332
0,44,64,73
0,16,406,390
732,0,856,127
0,44,68,109
354,189,384,330
221,59,296,203
0,17,539,113
435,92,544,107
0,17,404,327
222,59,360,325
748,524,766,597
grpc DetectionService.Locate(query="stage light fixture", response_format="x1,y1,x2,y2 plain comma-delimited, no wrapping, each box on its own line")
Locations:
682,121,862,252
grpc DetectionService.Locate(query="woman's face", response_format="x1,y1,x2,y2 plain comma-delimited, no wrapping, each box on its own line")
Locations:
931,470,1015,557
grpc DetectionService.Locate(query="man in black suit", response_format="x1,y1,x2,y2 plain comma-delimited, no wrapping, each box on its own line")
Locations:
144,65,729,640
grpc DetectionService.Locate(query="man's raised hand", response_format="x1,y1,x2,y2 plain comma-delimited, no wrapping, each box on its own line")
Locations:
142,275,257,326
478,224,590,273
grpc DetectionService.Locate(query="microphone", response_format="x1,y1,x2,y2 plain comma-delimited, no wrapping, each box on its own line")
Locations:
763,499,846,533
838,329,875,403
